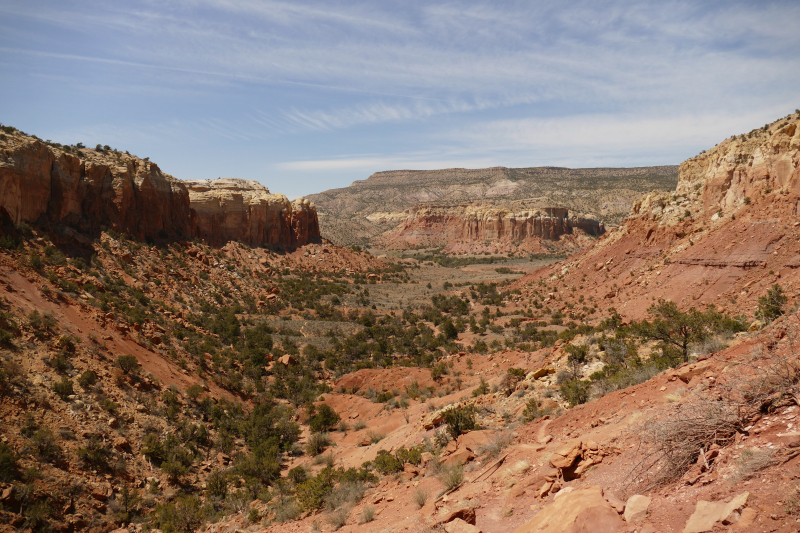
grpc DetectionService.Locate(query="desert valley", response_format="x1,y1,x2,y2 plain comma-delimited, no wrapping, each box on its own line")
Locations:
1,109,800,533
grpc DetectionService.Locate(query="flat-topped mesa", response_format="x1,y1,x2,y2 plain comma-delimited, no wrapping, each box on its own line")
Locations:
0,131,320,247
376,203,604,250
184,178,320,248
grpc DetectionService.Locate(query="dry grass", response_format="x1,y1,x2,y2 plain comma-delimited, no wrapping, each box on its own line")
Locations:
412,488,429,509
730,448,777,483
627,398,746,491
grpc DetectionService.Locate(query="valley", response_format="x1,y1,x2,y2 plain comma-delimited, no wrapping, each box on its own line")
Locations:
1,110,799,533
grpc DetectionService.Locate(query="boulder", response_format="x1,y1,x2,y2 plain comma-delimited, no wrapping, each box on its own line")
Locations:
444,518,482,533
456,430,492,453
623,495,651,524
549,439,582,469
682,492,749,533
436,507,477,526
511,485,624,533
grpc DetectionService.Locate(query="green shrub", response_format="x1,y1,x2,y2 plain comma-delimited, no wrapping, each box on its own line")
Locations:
296,468,335,511
116,354,139,374
77,370,98,388
186,384,204,400
77,437,109,467
53,377,74,400
442,405,478,439
437,462,464,491
560,379,590,407
206,470,228,500
0,442,20,482
522,397,542,422
152,494,205,533
472,378,489,397
309,404,341,433
757,284,787,324
29,428,60,460
372,450,403,474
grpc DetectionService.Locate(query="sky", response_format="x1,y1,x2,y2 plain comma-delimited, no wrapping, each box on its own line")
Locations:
1,1,799,200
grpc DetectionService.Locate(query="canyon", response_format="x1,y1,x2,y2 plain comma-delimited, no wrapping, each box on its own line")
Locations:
0,111,799,533
307,165,677,250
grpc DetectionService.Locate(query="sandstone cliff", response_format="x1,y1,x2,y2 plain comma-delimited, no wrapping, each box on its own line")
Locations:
514,110,800,319
376,203,605,252
185,178,320,247
0,130,320,247
307,165,677,247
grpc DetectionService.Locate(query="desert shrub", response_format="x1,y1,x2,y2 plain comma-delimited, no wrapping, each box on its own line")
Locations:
28,310,57,338
29,428,61,461
629,398,745,490
359,505,376,523
151,494,205,533
116,354,139,374
559,378,590,407
325,481,366,512
756,284,787,324
288,465,307,485
306,432,330,456
731,448,777,483
271,495,301,522
472,378,489,397
52,377,74,400
372,450,403,474
353,420,366,431
206,470,228,500
110,484,142,523
522,397,543,422
186,384,204,400
77,370,98,388
0,442,20,482
309,404,341,433
296,468,335,511
442,405,478,439
437,462,464,491
501,367,526,396
412,487,428,509
478,432,512,458
327,506,349,530
0,358,23,393
77,437,110,468
367,430,385,443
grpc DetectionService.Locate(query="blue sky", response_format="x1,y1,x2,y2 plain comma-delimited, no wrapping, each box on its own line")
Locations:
1,1,798,199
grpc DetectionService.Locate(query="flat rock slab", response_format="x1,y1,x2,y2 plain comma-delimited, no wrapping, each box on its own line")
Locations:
683,492,749,533
511,485,624,533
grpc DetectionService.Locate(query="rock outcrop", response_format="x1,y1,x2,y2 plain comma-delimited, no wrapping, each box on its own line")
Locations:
0,132,320,247
513,110,800,320
0,140,195,240
376,203,604,251
184,178,320,247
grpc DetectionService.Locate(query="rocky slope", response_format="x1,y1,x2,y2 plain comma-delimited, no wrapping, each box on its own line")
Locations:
376,203,605,254
513,110,800,320
0,129,320,248
307,165,677,247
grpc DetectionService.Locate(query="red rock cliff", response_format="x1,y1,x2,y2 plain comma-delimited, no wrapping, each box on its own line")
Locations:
374,203,604,250
0,132,320,247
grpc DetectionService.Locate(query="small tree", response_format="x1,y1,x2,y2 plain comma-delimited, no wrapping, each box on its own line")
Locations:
564,344,589,379
116,355,139,374
309,404,341,433
757,284,787,324
631,300,714,364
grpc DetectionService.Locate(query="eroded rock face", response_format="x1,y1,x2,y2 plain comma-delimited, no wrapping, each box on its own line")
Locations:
184,178,320,247
378,203,604,250
0,139,195,240
0,134,320,247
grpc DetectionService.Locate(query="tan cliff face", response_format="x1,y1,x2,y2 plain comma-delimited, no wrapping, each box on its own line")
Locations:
377,202,605,251
0,132,320,247
515,110,800,320
184,178,320,247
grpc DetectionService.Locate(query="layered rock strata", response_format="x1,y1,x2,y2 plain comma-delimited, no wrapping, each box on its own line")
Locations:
184,178,320,247
0,133,320,247
513,111,800,319
376,203,604,250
